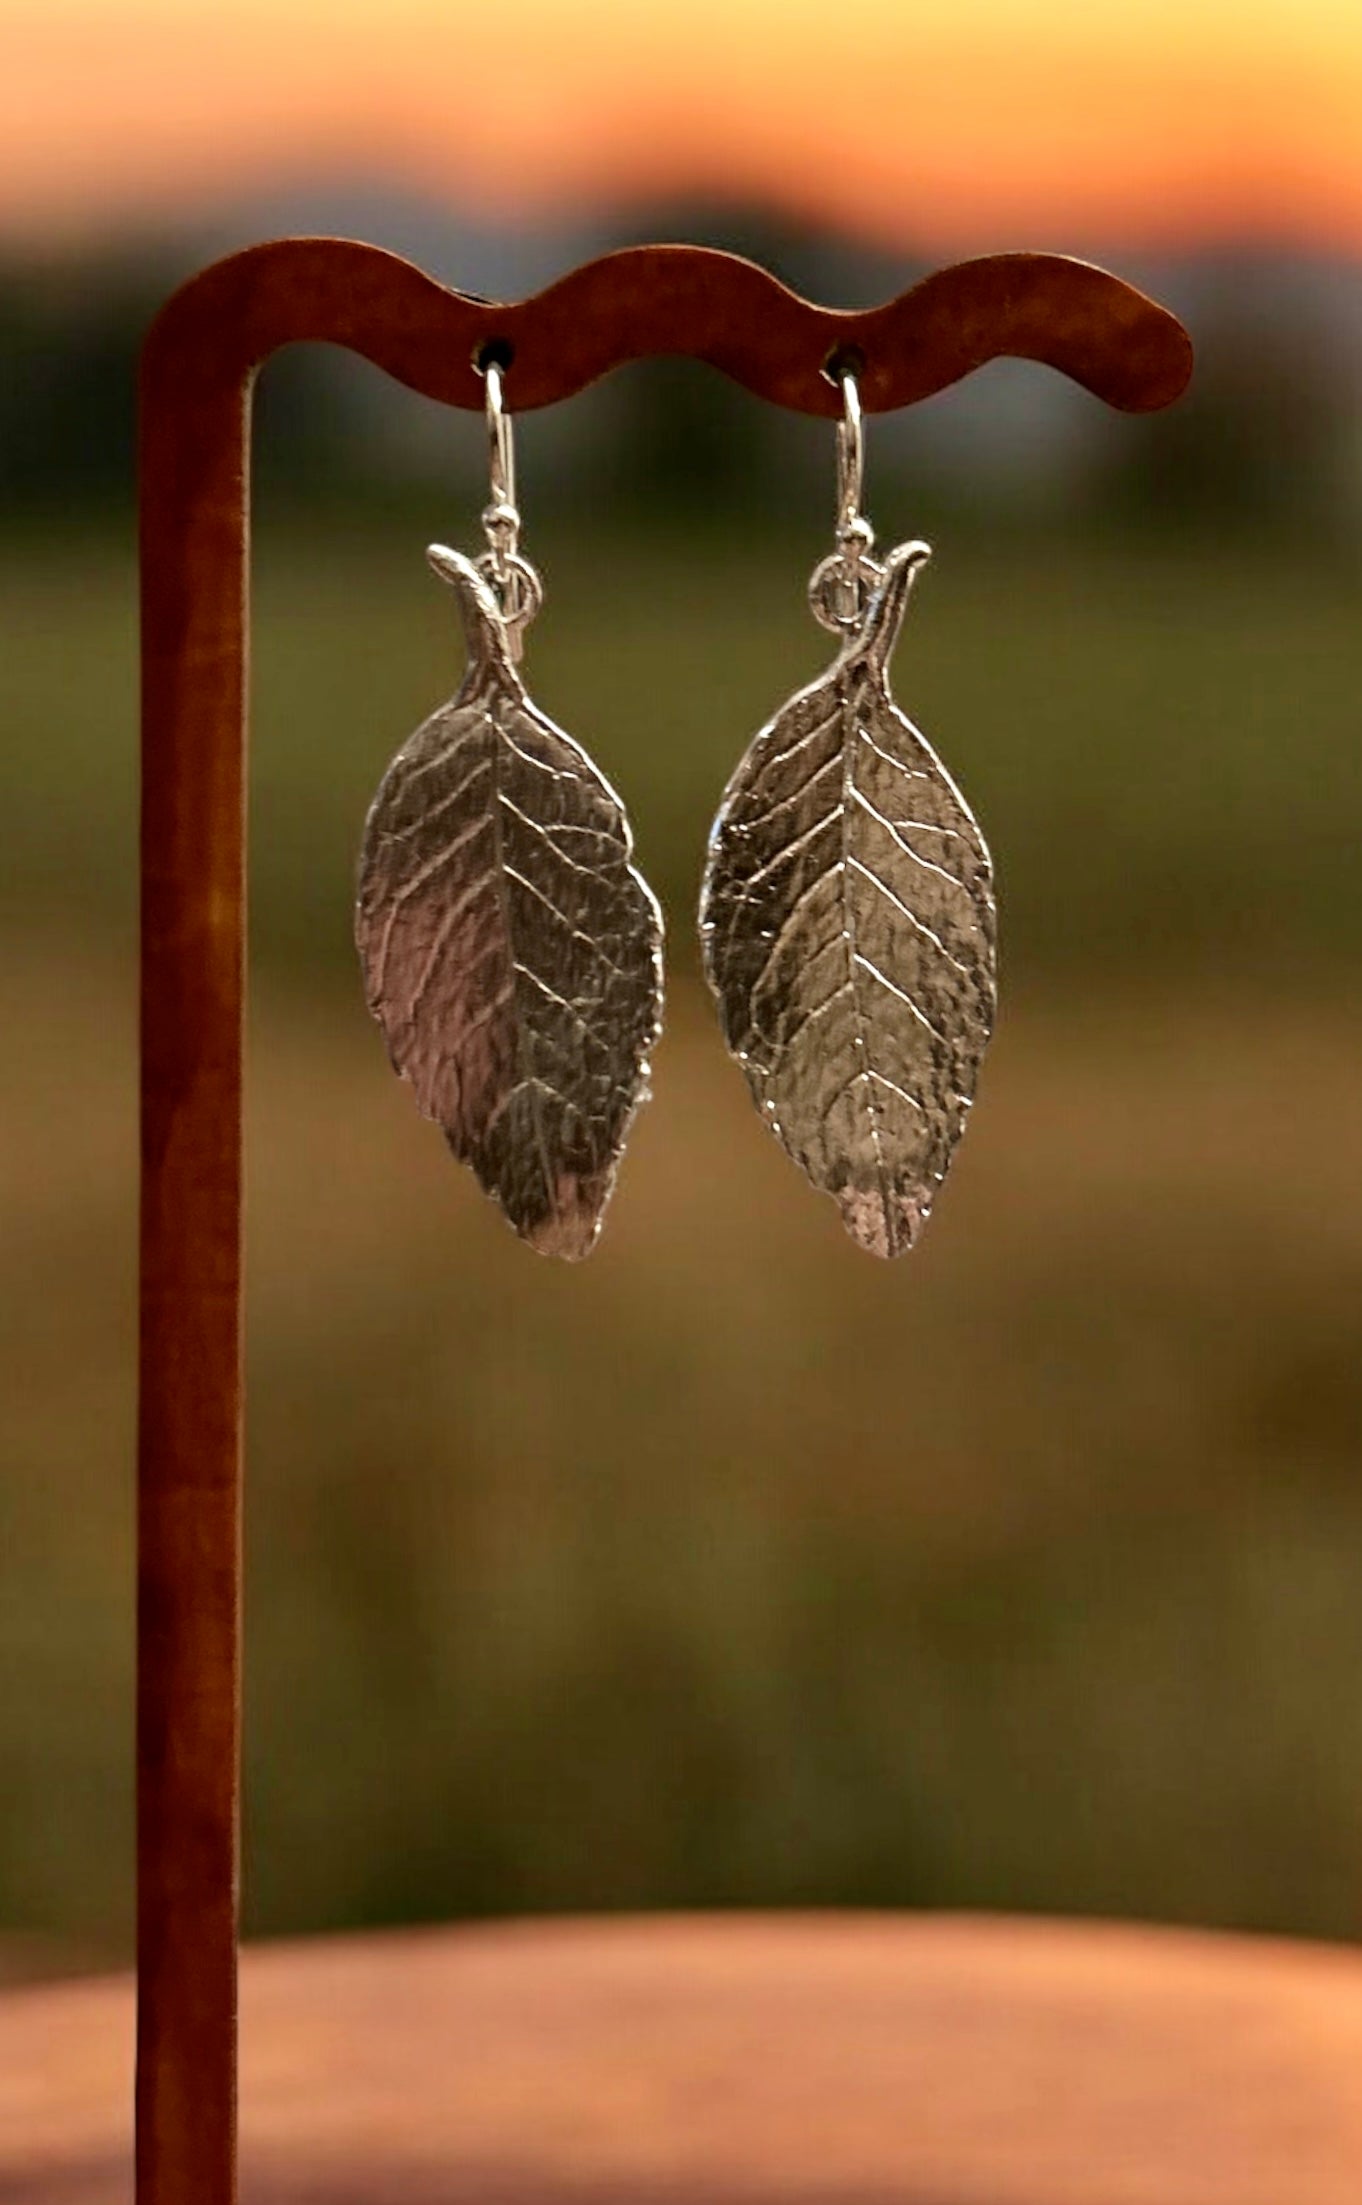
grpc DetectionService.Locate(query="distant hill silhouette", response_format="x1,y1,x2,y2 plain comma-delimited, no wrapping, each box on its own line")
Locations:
1,185,1359,538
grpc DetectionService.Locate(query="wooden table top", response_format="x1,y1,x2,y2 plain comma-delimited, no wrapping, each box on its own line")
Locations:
3,1911,1362,2202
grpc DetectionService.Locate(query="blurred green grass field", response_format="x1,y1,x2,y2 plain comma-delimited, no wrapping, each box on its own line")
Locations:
2,521,1360,1972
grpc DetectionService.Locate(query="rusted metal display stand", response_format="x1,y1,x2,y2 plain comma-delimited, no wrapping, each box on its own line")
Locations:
137,240,1191,2205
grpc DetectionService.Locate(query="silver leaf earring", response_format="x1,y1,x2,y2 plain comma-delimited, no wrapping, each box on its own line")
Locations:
356,357,664,1259
700,363,996,1257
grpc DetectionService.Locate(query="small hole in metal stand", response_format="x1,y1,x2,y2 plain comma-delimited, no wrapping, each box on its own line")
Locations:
822,343,867,386
474,337,515,375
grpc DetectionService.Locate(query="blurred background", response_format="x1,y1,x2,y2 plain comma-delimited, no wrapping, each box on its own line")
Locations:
2,0,1360,1983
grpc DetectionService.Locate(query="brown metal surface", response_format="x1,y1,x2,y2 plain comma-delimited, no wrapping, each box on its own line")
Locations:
12,1915,1362,2201
137,236,1191,2205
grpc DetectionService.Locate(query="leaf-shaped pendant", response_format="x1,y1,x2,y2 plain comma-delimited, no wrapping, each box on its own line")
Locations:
700,542,996,1257
357,547,663,1259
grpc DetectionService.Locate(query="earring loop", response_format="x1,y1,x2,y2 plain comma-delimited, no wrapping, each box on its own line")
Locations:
483,358,516,518
809,365,885,634
475,357,542,656
835,367,865,541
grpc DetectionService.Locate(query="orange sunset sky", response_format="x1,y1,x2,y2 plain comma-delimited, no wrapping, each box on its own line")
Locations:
2,0,1362,250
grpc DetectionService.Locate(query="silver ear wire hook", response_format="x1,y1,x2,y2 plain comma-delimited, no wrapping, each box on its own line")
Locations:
809,362,885,634
484,358,516,521
835,367,866,543
476,353,542,661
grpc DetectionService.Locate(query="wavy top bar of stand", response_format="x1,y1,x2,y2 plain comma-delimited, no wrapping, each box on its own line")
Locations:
143,237,1193,416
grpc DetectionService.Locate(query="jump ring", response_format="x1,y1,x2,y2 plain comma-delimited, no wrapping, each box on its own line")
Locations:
477,548,543,634
808,549,885,635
